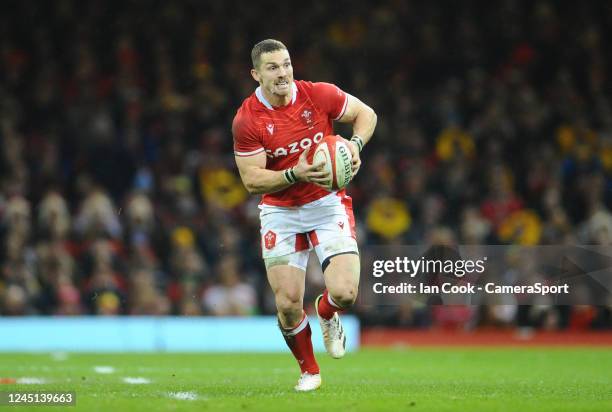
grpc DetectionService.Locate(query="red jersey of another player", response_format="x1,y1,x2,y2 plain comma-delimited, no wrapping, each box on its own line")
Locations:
232,80,348,207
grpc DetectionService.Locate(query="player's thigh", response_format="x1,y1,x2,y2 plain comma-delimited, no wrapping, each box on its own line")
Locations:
323,252,361,298
313,234,360,305
260,205,308,303
304,192,360,302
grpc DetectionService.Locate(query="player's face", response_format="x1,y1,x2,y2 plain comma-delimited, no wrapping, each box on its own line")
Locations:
253,49,293,98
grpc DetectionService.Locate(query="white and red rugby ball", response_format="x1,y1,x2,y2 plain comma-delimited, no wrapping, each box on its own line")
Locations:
312,135,353,191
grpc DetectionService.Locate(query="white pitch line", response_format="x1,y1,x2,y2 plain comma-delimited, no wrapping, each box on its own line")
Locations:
167,391,198,401
51,352,68,361
94,366,115,374
16,377,46,384
122,377,151,384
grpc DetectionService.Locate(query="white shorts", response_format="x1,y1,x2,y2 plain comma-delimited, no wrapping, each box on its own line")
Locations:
259,191,358,271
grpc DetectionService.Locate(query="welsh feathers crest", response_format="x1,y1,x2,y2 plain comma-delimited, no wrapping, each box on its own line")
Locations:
301,109,312,123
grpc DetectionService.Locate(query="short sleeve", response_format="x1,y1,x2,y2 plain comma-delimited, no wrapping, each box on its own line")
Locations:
310,82,348,120
232,109,264,157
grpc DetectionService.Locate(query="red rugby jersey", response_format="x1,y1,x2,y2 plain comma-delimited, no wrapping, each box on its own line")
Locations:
232,80,348,206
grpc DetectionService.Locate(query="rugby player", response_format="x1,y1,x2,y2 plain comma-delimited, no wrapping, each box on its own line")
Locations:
232,39,377,391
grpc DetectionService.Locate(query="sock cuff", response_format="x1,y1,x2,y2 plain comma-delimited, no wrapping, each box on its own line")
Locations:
325,290,342,309
279,312,309,337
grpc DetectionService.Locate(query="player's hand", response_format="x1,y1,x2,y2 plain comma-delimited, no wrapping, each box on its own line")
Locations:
293,146,331,187
348,140,362,177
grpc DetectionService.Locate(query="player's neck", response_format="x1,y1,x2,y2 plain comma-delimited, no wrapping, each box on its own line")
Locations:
262,88,292,108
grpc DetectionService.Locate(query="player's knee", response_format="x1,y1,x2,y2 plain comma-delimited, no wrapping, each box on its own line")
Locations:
275,291,303,314
330,285,358,308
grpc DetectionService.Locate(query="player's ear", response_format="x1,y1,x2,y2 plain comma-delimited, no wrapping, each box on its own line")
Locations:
251,68,260,83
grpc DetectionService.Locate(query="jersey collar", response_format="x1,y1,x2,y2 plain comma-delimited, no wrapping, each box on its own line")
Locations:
255,82,297,110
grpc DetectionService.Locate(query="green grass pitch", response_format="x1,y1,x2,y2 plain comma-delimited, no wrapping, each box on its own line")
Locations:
1,348,611,411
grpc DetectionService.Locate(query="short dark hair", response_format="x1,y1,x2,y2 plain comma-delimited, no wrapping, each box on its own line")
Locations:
251,39,288,69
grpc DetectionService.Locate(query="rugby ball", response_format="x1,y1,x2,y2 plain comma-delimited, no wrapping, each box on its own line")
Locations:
312,135,353,191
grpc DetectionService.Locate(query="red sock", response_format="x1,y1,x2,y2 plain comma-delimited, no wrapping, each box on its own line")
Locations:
279,312,319,374
317,289,343,320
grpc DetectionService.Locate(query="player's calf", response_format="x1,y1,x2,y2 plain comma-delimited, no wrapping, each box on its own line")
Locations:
267,263,320,389
277,313,319,374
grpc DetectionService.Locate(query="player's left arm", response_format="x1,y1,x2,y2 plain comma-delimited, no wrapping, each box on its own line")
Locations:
336,94,377,176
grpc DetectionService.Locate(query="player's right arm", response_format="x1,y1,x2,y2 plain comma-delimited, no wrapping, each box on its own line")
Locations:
235,148,328,195
233,107,329,194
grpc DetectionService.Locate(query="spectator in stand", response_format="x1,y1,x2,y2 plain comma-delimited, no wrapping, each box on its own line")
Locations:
202,255,256,316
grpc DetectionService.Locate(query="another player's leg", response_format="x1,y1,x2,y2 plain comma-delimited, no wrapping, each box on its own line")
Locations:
266,258,321,391
316,252,360,358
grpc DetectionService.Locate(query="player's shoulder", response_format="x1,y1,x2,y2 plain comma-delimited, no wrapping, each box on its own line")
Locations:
233,97,263,138
234,93,257,117
295,79,338,91
233,95,261,129
296,79,342,100
294,79,314,90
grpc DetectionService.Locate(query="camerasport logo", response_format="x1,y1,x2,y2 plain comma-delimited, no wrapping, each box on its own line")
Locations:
264,230,277,249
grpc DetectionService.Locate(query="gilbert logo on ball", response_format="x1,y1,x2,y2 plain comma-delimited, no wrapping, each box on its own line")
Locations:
312,135,353,190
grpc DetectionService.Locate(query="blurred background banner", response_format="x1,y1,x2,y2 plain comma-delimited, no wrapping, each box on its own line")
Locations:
0,1,610,342
0,316,360,352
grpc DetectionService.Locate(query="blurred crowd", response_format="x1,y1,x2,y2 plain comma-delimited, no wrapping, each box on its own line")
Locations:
0,1,610,329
